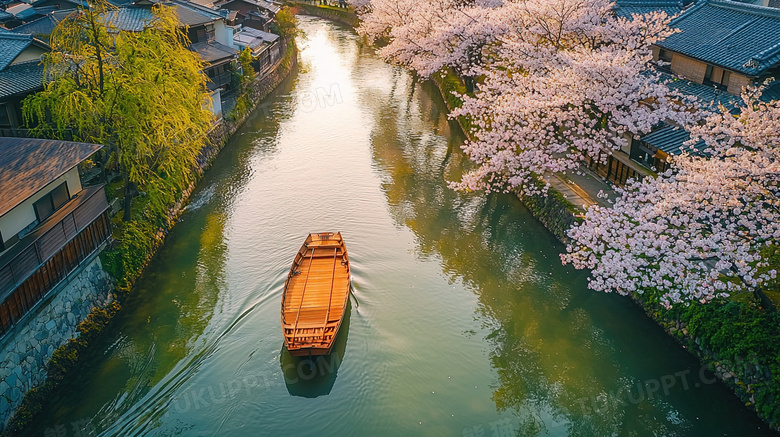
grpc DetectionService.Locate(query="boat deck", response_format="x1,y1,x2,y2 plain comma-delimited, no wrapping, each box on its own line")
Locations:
282,233,350,355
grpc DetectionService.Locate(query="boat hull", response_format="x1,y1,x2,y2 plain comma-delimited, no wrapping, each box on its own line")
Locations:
281,232,351,357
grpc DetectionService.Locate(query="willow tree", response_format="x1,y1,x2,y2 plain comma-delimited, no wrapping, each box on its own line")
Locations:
24,0,213,221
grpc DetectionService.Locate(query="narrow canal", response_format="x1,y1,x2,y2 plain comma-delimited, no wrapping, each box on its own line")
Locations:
25,17,775,437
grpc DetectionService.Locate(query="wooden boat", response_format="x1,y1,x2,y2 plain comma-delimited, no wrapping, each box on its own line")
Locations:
281,232,351,357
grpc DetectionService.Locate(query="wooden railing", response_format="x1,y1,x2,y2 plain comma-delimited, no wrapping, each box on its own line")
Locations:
0,185,111,336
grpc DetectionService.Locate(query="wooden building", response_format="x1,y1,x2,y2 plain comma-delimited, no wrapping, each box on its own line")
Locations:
0,32,49,134
0,138,111,336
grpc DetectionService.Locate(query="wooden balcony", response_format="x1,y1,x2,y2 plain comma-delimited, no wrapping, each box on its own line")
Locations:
0,185,111,335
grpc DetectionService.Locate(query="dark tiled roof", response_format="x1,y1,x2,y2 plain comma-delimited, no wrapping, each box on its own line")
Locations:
657,0,780,76
10,10,74,40
657,70,742,110
105,2,226,31
640,124,708,155
7,3,39,20
0,138,102,218
614,0,683,18
216,0,279,14
0,59,44,99
104,7,154,31
169,0,227,25
0,32,35,70
190,40,236,63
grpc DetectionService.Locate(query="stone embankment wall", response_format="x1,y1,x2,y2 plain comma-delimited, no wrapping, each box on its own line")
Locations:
0,254,112,425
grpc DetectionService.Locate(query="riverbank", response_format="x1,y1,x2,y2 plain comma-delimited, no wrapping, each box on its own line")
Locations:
288,2,359,27
430,65,780,433
0,40,299,436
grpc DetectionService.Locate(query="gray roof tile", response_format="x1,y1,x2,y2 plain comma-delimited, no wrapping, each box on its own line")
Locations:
105,2,226,31
614,0,683,18
657,0,780,76
10,10,74,41
640,124,708,155
190,40,236,63
0,59,44,99
0,32,34,71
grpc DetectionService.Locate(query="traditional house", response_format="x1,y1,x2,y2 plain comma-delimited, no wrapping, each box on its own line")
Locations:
590,0,780,186
653,0,780,94
233,25,280,74
0,138,111,336
214,0,278,32
0,32,49,134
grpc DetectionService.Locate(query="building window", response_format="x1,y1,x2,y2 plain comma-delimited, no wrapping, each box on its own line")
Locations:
33,182,70,222
0,104,11,128
206,23,215,42
659,49,672,62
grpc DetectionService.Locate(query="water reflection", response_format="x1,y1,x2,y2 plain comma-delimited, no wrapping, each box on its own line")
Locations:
365,63,772,435
280,303,351,398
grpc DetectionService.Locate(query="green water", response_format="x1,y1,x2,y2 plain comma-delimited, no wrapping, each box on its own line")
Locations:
24,17,775,437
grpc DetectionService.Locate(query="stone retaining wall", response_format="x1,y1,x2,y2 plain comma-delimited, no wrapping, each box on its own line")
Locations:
0,254,112,426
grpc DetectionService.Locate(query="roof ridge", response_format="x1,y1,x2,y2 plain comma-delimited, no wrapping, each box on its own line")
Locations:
168,0,226,18
709,0,780,19
617,1,681,5
0,32,33,42
754,40,780,62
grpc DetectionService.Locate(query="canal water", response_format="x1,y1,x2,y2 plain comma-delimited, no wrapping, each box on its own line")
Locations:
24,17,775,437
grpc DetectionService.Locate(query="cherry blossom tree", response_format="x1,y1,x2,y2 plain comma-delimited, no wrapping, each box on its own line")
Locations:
562,86,780,308
448,0,694,194
356,0,506,81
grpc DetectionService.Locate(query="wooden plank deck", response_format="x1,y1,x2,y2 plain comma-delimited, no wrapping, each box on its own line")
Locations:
282,232,350,355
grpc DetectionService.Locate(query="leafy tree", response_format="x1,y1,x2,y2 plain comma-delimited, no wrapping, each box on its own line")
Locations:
273,7,301,39
24,0,213,221
238,46,255,81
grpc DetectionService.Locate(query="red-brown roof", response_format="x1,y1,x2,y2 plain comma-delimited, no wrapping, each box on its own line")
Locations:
0,137,103,218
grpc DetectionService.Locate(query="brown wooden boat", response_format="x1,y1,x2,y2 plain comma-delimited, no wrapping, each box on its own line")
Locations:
281,232,351,357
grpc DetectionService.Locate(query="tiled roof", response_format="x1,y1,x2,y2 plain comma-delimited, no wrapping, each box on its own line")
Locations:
0,138,103,218
105,2,226,31
233,26,277,52
614,0,683,19
10,10,74,41
657,0,780,76
640,124,708,156
256,0,280,14
190,40,236,63
103,7,155,31
0,59,44,99
7,3,39,20
0,33,35,71
657,70,742,110
216,0,280,14
169,0,227,25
